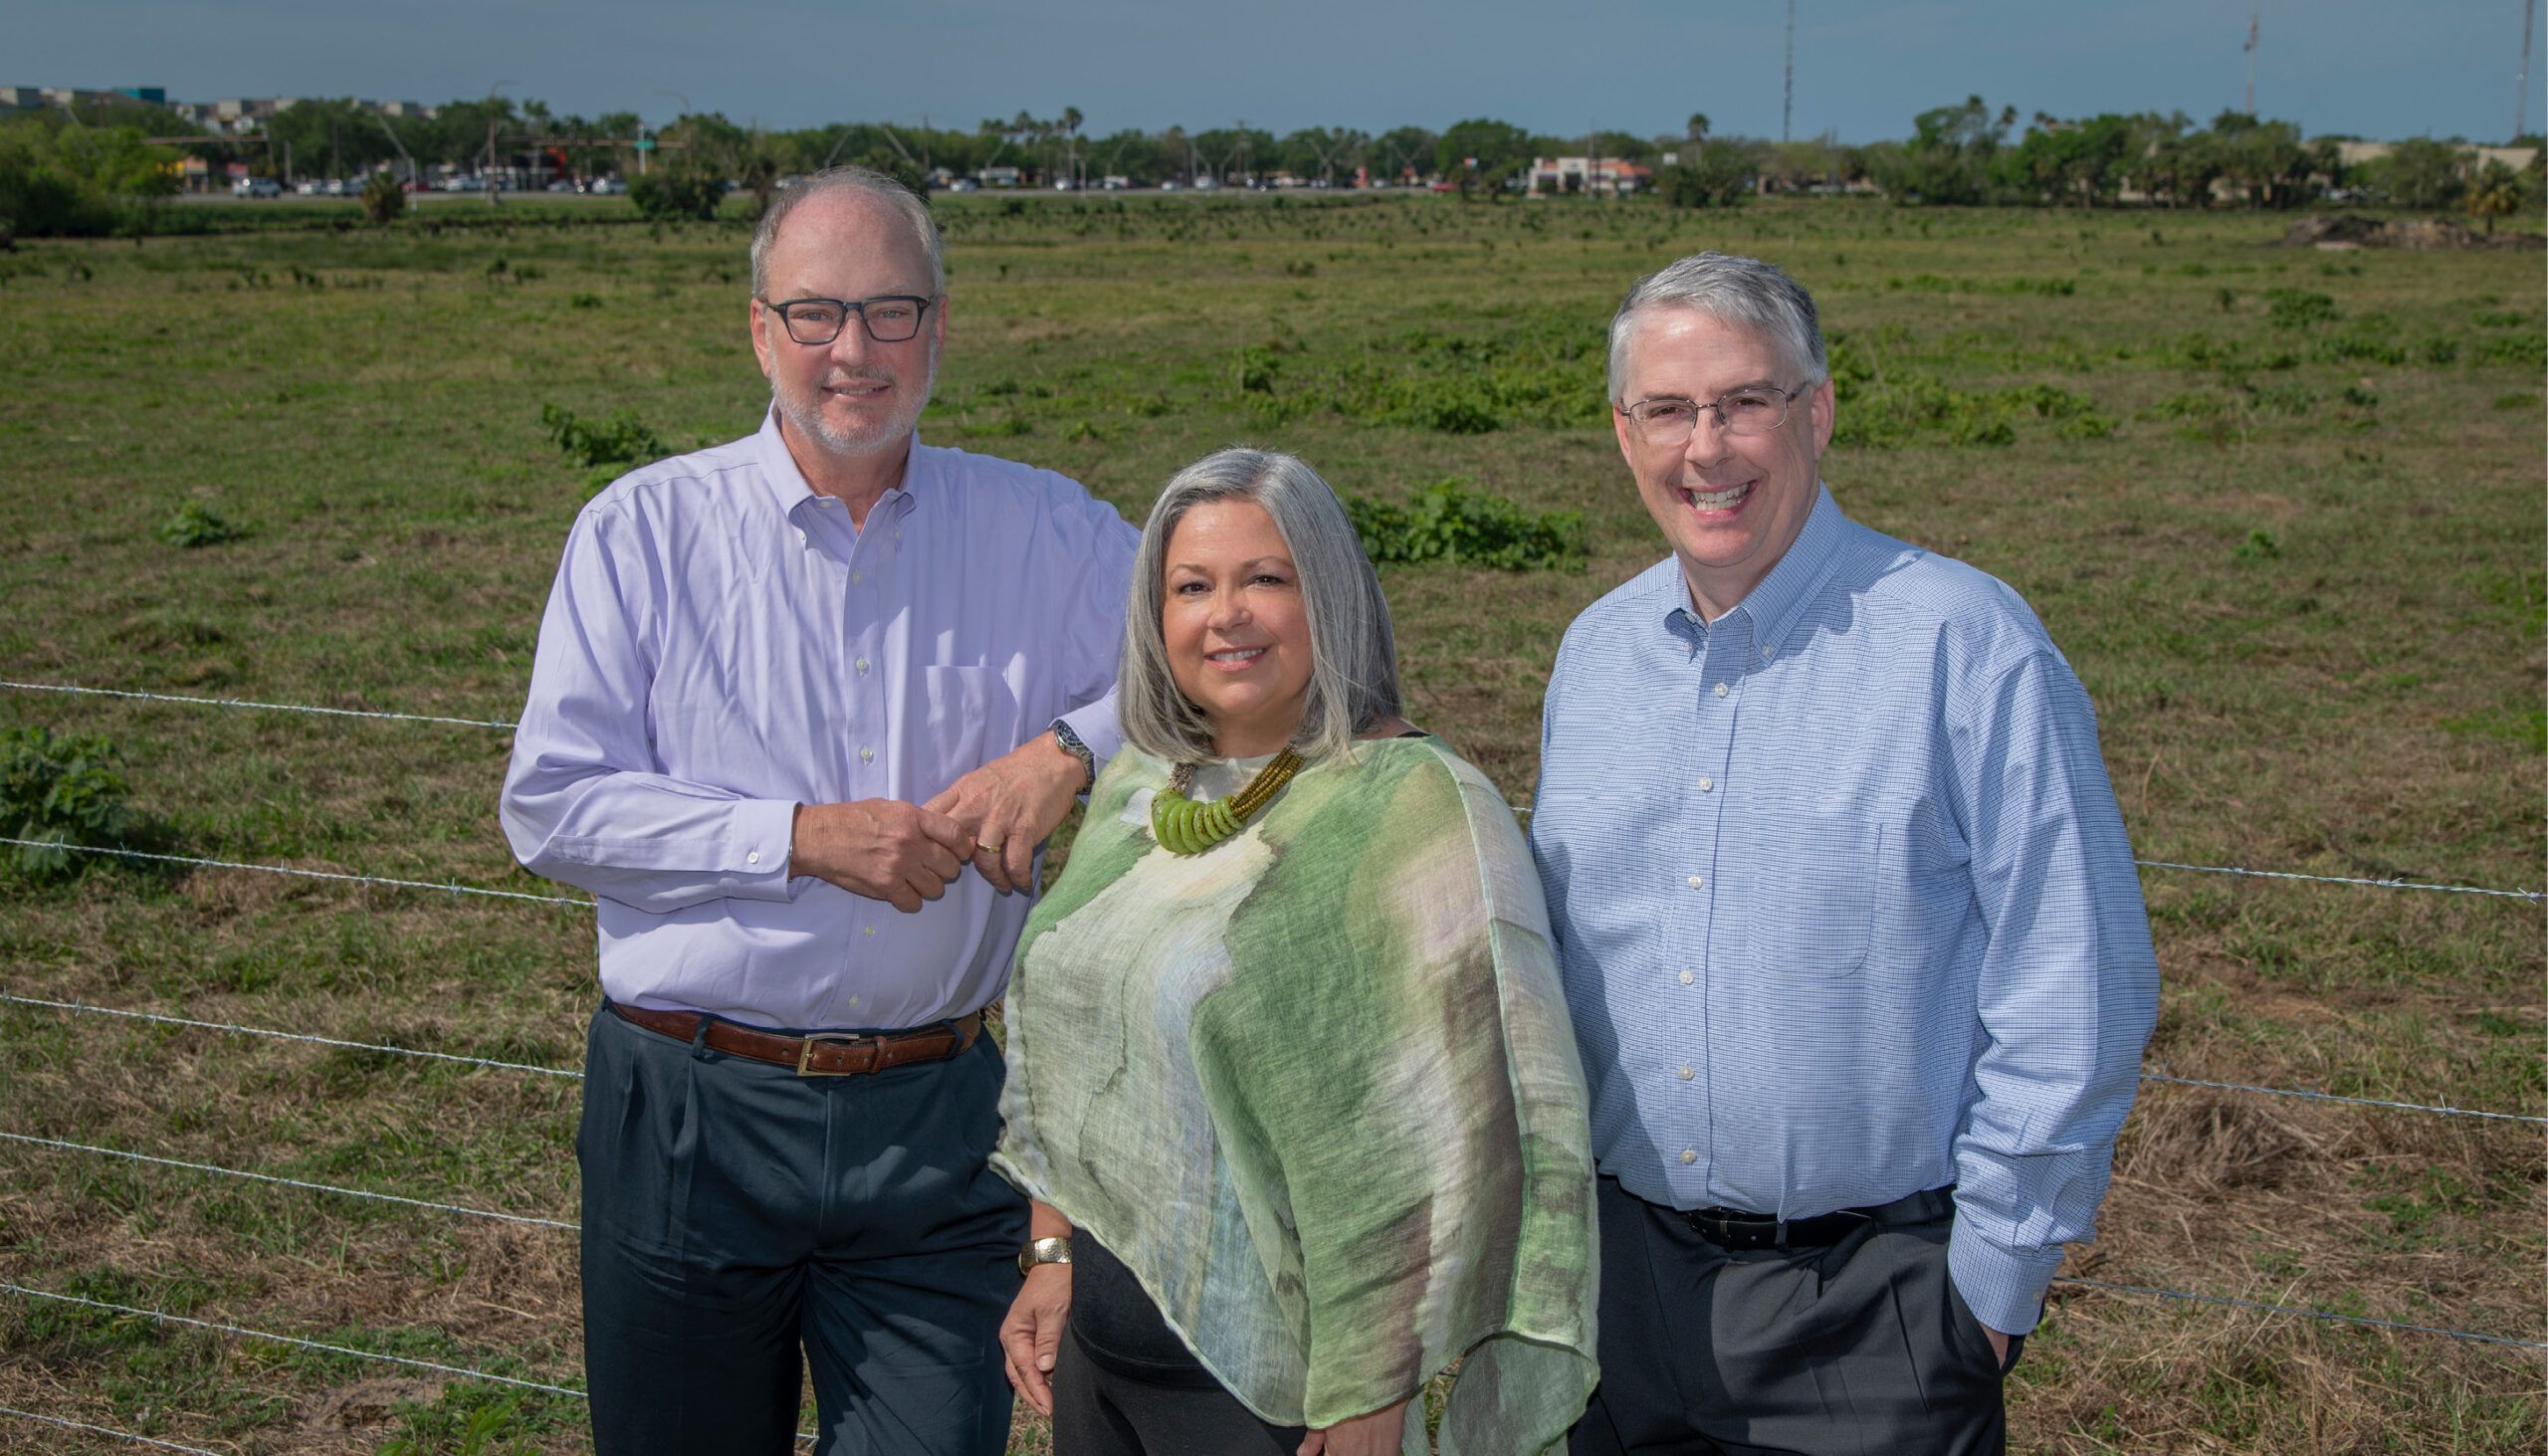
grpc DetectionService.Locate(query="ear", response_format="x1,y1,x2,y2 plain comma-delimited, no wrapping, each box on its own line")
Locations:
930,293,949,351
748,297,775,380
1611,400,1639,473
1805,377,1836,461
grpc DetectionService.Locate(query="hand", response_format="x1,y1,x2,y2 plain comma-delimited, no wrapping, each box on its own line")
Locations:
924,731,1086,895
1984,1325,2012,1370
1297,1395,1411,1456
789,800,971,913
999,1264,1072,1418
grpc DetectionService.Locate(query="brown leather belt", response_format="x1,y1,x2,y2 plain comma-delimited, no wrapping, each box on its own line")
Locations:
609,1002,982,1078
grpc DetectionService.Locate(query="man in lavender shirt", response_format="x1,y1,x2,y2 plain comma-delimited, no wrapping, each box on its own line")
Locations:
501,167,1135,1455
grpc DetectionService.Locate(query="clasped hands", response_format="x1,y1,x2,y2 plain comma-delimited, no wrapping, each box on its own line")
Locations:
788,732,1086,910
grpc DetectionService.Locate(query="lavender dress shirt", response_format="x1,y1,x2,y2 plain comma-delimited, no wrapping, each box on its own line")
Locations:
501,411,1137,1031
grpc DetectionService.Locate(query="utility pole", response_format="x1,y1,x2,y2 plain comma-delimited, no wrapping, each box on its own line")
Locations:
2244,3,2259,115
1783,0,1796,144
486,80,516,206
2519,0,2537,140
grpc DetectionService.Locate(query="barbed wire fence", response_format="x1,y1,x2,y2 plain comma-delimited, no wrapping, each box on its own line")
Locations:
2,677,2542,1449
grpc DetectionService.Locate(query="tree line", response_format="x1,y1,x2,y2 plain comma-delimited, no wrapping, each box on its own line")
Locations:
2,90,2538,240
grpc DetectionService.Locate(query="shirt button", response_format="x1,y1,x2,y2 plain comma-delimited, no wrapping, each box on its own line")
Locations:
855,657,870,674
1686,875,1705,890
745,851,760,865
846,994,860,1007
1761,644,1776,659
1678,969,1695,986
859,746,875,762
1714,682,1730,699
795,527,807,545
1679,1148,1697,1164
1678,1066,1695,1081
1696,776,1714,792
862,925,875,936
851,570,864,584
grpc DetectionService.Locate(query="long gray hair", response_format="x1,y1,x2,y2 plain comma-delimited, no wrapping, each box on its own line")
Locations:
1606,251,1827,401
1118,449,1402,764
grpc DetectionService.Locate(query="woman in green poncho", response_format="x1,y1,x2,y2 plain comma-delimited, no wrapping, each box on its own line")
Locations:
992,449,1598,1456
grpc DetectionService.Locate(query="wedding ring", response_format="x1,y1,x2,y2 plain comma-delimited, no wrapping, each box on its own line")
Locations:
976,841,1002,856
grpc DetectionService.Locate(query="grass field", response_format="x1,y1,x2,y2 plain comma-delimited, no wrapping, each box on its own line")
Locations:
0,191,2540,1453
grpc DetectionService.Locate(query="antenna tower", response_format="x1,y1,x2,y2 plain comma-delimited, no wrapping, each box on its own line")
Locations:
2244,3,2259,115
2520,0,2537,140
1783,0,1797,143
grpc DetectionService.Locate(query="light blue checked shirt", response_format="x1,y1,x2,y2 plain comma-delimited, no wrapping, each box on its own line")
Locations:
1528,486,2158,1335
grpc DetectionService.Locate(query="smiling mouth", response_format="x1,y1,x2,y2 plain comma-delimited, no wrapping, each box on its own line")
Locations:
1204,647,1267,670
1679,481,1754,512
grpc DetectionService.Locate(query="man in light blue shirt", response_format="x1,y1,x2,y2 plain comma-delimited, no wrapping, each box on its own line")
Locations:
501,168,1134,1455
1531,252,2158,1454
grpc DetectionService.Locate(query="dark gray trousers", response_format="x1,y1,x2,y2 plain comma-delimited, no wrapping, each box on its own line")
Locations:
1051,1330,1309,1456
1570,1177,2014,1456
577,1004,1027,1456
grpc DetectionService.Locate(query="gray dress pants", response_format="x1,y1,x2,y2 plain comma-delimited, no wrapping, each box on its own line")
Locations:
577,1003,1027,1456
1570,1177,2017,1456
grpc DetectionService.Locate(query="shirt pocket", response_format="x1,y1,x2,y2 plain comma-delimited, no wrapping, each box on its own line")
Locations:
1735,800,1881,978
923,665,1022,781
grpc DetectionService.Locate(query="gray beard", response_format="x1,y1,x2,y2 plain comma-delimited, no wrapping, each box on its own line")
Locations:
773,352,939,459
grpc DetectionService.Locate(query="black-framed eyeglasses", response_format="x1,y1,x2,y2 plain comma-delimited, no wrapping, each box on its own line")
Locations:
762,294,936,345
1617,383,1805,446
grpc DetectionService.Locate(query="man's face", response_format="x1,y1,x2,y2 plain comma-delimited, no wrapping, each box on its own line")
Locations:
1611,308,1835,616
748,191,944,460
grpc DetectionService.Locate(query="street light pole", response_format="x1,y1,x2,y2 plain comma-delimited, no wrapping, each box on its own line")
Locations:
487,80,516,206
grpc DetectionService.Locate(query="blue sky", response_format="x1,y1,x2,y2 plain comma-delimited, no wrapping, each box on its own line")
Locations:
11,0,2542,143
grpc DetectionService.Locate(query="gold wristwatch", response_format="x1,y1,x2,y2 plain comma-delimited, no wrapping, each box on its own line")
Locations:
1018,1235,1074,1277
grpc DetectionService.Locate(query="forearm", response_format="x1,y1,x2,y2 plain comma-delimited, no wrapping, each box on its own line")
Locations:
501,760,800,913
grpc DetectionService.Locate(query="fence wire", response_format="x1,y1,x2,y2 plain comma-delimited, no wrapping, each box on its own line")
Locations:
0,992,583,1079
2053,1277,2548,1351
9,678,2543,904
0,1130,576,1231
0,837,589,909
0,1283,824,1444
0,680,518,730
0,1405,223,1455
10,989,2540,1128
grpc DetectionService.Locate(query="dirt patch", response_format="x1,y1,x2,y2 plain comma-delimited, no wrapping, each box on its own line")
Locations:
2275,213,2545,251
304,1376,445,1432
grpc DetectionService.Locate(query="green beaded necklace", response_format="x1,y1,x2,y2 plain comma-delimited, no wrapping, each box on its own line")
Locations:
1151,748,1305,855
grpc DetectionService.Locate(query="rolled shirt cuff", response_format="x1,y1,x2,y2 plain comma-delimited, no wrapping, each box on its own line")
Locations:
1946,1219,2063,1337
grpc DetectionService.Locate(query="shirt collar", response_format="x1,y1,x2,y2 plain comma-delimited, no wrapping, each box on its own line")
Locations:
751,408,926,523
1733,483,1848,658
1654,483,1846,654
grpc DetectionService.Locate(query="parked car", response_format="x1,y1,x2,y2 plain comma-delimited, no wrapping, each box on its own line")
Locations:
546,179,577,192
949,177,978,193
232,176,283,198
587,176,625,195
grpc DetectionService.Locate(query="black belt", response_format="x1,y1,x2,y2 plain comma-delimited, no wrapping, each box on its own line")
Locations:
1680,1187,1947,1251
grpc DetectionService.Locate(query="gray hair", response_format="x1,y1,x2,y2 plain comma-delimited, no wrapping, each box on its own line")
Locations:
1606,251,1827,401
1118,449,1403,765
748,165,944,299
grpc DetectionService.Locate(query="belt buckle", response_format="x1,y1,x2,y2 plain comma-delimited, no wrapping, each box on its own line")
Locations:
795,1031,866,1077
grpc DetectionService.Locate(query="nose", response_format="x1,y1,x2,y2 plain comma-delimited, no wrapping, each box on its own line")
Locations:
1680,405,1733,466
1206,583,1252,630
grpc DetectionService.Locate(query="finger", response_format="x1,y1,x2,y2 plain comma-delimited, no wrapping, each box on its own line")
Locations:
969,839,1013,896
923,842,964,884
914,807,976,854
912,868,948,904
1296,1433,1324,1456
921,784,964,818
1001,836,1035,894
890,885,923,914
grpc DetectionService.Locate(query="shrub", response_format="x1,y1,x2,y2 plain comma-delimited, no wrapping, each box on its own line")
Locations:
155,501,247,547
359,172,405,226
2262,289,2339,328
540,403,664,469
628,169,725,223
2476,332,2548,369
1,727,130,882
1347,479,1586,571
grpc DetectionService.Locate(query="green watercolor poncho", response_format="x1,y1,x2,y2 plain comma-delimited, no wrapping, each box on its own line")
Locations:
993,736,1598,1455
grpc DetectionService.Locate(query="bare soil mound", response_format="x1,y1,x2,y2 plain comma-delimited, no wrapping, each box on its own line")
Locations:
2278,212,2545,250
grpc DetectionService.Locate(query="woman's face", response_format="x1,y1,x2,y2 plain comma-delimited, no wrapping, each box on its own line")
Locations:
1161,499,1315,758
